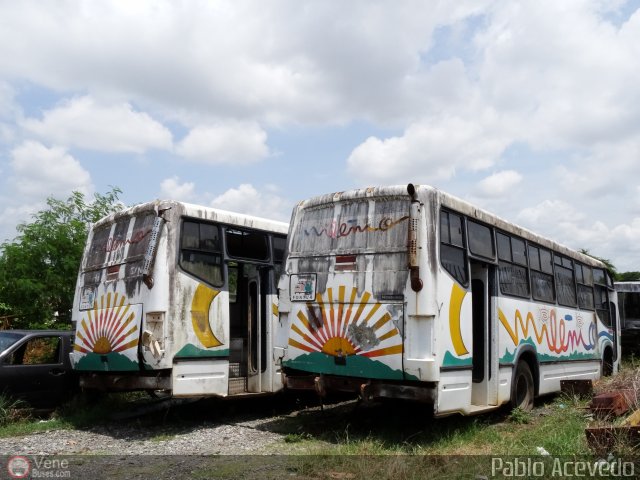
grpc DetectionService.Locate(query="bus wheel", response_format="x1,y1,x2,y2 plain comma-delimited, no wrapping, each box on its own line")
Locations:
511,361,534,411
602,348,614,377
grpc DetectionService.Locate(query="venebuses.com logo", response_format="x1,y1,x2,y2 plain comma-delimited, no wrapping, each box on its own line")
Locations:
5,455,71,478
6,456,30,479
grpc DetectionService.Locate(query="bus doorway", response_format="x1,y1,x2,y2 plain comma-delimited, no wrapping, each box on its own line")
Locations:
471,261,499,407
228,262,271,394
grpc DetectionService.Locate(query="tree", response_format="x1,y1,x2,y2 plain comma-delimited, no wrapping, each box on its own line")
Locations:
579,249,617,279
615,271,640,281
0,188,123,329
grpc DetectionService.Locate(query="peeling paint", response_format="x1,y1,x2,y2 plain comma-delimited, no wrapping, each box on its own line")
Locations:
347,323,380,351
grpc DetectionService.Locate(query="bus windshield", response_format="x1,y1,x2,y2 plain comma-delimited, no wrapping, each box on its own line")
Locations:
84,212,158,271
290,198,410,256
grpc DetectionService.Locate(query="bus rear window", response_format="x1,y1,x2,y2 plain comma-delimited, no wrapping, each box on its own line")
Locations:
290,199,410,255
84,212,157,270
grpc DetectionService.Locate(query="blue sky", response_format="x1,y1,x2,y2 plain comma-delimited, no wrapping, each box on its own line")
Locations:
1,0,640,271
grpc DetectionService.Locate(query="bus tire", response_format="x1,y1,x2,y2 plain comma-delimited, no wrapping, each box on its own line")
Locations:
602,348,614,377
511,361,534,411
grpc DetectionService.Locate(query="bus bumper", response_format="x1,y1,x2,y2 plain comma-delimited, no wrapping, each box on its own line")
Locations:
79,371,171,391
283,372,436,403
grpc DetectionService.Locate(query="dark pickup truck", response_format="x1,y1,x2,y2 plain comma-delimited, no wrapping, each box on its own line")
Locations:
0,330,77,409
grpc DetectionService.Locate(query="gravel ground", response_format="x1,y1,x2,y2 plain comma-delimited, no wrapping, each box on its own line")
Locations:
0,417,284,455
0,395,333,479
0,417,285,456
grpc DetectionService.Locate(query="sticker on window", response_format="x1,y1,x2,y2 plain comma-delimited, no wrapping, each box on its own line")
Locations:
291,274,316,301
79,286,96,310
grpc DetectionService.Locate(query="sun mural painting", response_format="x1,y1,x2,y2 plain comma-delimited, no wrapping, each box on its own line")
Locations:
74,292,139,356
288,286,403,359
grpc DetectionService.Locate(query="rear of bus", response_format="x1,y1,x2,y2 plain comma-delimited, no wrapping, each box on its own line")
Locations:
70,201,172,390
277,185,436,401
71,200,289,397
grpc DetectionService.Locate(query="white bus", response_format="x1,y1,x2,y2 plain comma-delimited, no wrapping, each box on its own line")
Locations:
276,184,620,415
70,200,288,398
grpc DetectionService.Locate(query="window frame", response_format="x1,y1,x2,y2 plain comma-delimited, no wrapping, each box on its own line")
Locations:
593,267,612,327
467,219,497,262
528,243,556,303
575,263,595,310
496,231,531,299
554,254,577,308
439,209,469,287
225,226,271,262
179,218,224,288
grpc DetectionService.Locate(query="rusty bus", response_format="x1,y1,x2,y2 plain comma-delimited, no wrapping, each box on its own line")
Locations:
70,200,288,398
275,184,620,415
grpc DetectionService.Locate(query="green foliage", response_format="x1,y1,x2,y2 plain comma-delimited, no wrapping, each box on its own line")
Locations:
0,188,123,329
616,271,640,281
579,248,618,278
0,394,30,427
508,406,532,425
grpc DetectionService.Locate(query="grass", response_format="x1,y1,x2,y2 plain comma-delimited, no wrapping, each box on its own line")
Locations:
266,357,640,459
0,391,149,438
0,358,638,479
0,395,31,427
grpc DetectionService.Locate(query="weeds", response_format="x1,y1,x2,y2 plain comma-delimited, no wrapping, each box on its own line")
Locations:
508,407,532,424
284,432,311,443
0,394,30,427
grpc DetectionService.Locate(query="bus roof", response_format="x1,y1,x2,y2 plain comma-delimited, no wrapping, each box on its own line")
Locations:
615,282,640,292
92,199,289,235
293,184,606,269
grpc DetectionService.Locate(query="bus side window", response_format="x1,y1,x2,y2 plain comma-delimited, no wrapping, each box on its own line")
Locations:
180,220,224,287
226,228,269,261
496,233,530,298
440,211,468,286
468,220,495,260
555,255,577,307
529,245,555,303
594,268,611,326
575,264,595,310
272,235,287,279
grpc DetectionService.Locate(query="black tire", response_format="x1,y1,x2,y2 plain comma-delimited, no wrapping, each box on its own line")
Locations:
602,348,614,377
511,361,534,411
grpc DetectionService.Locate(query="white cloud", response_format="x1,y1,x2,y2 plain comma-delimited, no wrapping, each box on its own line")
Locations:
210,184,290,221
517,199,585,230
21,96,172,153
347,115,510,185
159,176,195,202
9,141,92,198
475,170,523,198
0,202,43,243
0,1,492,126
175,122,269,165
1,1,640,273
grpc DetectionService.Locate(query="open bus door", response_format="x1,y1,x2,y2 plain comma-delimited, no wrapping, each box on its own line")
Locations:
246,264,268,393
470,261,499,407
229,262,272,394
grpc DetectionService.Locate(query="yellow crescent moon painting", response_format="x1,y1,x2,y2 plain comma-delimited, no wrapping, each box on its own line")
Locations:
448,282,469,356
190,284,223,348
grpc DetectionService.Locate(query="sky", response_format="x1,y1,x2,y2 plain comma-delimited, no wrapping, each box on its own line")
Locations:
1,0,640,271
